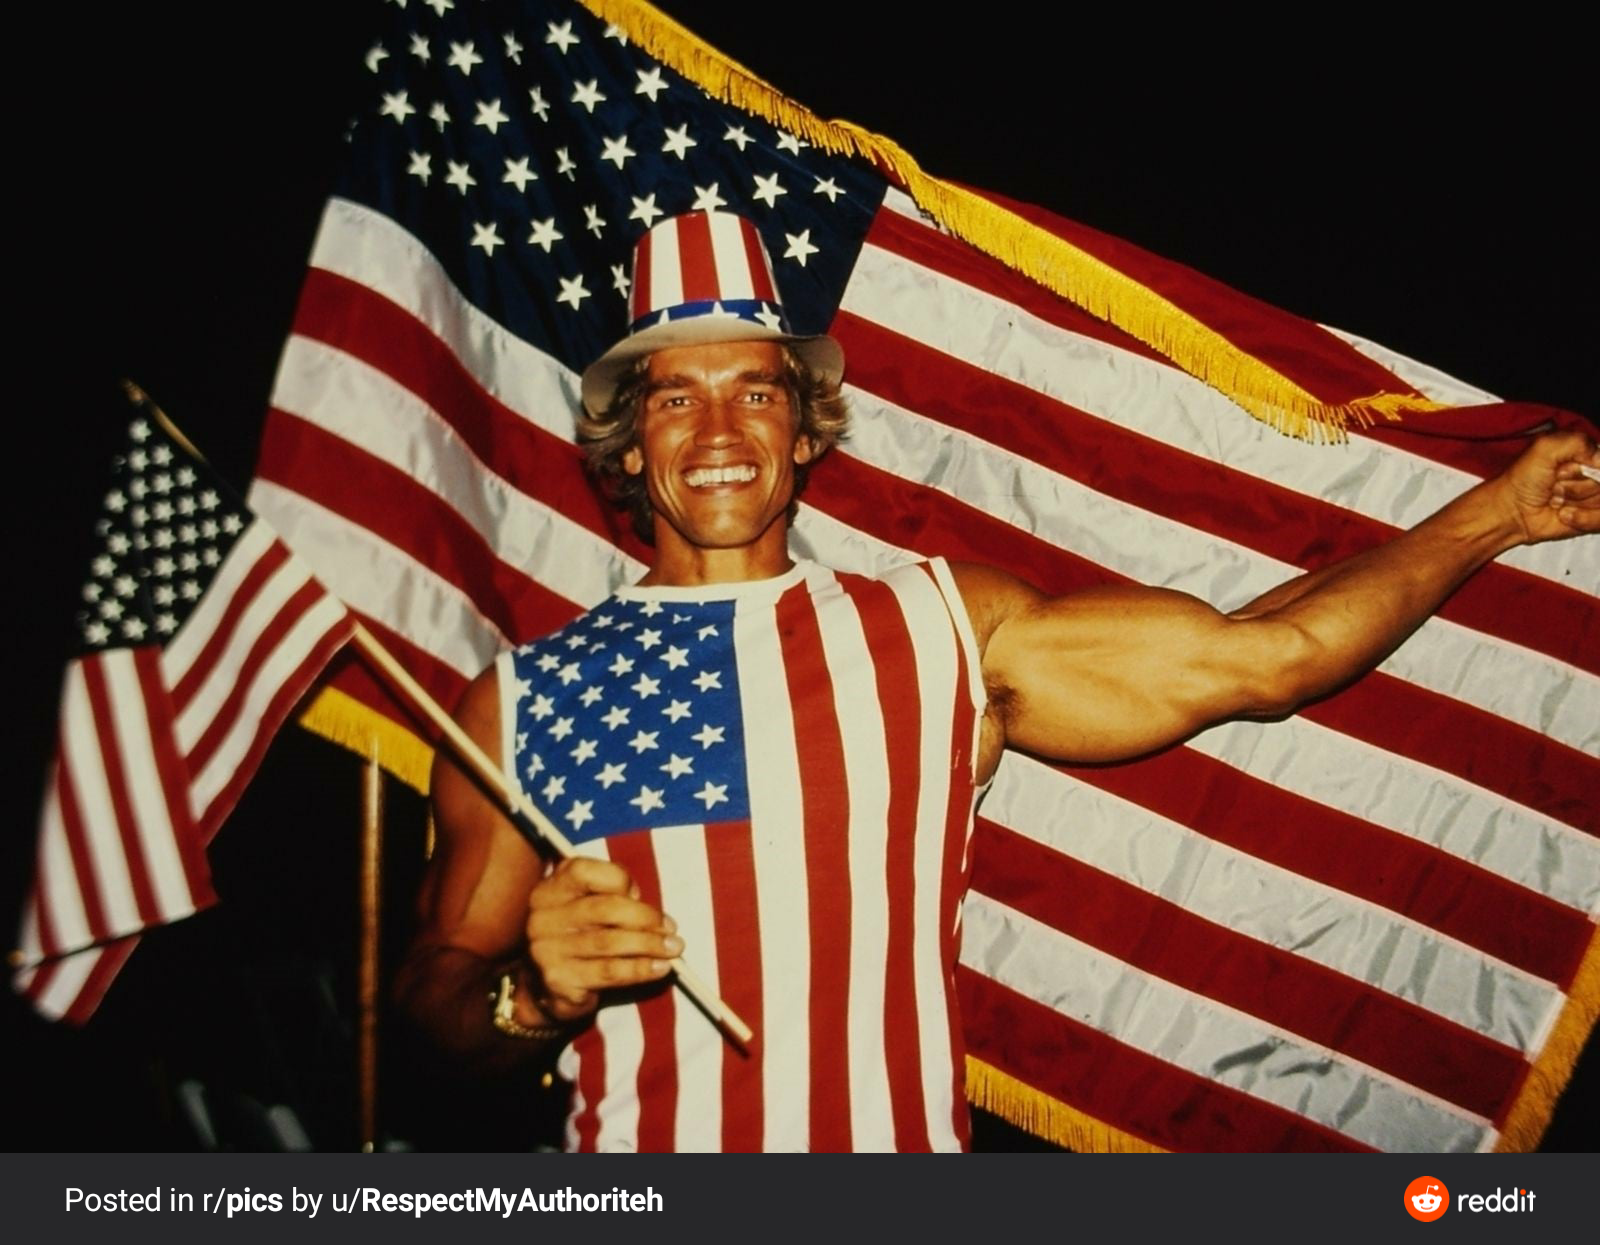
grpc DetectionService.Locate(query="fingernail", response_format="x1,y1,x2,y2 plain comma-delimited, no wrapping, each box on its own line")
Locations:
629,884,641,899
650,959,671,974
663,915,677,934
663,935,684,955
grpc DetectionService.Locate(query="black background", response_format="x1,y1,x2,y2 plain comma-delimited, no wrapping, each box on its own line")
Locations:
8,1,1594,1152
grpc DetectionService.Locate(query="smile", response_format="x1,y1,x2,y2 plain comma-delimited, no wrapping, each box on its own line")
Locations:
683,465,758,487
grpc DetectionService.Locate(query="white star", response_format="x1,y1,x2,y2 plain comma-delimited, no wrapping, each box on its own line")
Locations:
691,669,722,692
152,584,175,607
429,101,450,130
783,229,818,266
596,761,627,789
638,600,663,616
694,781,730,810
502,155,537,191
529,692,554,719
690,183,727,213
579,686,604,709
176,466,195,486
150,471,173,494
752,172,787,208
99,598,124,620
469,222,503,255
608,653,635,677
724,124,752,151
557,661,582,685
566,799,594,829
200,547,219,568
473,98,509,134
106,533,131,555
570,738,598,764
611,264,631,297
604,22,628,43
503,32,523,63
122,616,148,641
221,513,244,535
628,730,659,754
776,130,810,155
661,123,696,159
600,704,631,731
199,488,219,509
545,19,579,54
628,193,663,228
513,676,532,698
408,33,431,63
515,731,528,751
599,133,635,168
636,627,662,650
556,274,591,309
178,551,200,572
582,204,607,237
131,420,150,441
447,41,483,74
526,754,545,779
632,673,661,699
406,151,432,184
380,90,416,123
662,699,692,723
661,645,689,670
691,723,726,750
660,753,694,779
549,716,575,741
179,580,201,601
84,620,110,645
112,574,137,598
555,147,577,179
82,582,102,601
565,632,587,649
177,523,198,544
445,160,476,193
424,0,453,14
154,613,177,636
814,176,843,203
635,66,667,101
572,79,607,113
152,529,174,549
528,86,550,121
753,306,784,330
365,43,389,73
628,786,665,815
526,216,562,252
536,653,561,672
542,774,566,802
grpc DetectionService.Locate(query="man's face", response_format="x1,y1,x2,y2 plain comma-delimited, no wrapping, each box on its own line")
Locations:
622,339,814,553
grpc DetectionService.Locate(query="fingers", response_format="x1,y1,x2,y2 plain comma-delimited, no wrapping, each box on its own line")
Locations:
528,855,639,908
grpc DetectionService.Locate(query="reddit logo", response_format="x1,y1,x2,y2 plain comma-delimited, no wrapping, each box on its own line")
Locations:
1405,1176,1449,1222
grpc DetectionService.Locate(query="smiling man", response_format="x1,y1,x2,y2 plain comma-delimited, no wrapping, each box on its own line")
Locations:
396,211,1599,1152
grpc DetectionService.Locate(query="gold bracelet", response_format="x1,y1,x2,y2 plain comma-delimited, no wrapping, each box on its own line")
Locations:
490,972,569,1041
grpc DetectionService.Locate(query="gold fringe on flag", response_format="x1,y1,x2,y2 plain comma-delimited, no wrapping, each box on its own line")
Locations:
1496,921,1600,1152
298,686,434,795
578,0,1453,442
965,1056,1166,1153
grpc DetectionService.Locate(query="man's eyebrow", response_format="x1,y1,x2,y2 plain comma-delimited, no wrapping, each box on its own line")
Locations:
643,369,786,394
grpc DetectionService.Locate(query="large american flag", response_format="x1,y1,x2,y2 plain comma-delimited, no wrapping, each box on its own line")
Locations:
15,404,354,1023
253,0,1599,1149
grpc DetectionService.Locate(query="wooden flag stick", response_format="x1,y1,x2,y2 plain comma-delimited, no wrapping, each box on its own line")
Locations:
348,623,754,1046
358,745,384,1153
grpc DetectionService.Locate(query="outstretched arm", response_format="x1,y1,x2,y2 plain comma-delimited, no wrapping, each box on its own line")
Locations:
960,429,1598,767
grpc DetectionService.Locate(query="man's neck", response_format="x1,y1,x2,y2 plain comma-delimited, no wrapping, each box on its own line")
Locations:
637,524,794,587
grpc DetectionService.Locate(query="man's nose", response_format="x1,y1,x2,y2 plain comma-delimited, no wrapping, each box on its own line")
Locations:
693,399,743,448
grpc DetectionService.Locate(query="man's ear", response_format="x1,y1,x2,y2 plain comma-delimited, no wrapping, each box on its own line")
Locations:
793,433,816,466
622,445,643,475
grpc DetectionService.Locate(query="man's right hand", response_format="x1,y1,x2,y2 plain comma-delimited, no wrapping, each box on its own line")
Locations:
525,857,683,1023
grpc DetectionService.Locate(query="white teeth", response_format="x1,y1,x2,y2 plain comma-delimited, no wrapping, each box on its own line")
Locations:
684,465,757,487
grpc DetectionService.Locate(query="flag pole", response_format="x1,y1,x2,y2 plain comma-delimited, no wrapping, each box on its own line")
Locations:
358,744,384,1153
348,623,754,1047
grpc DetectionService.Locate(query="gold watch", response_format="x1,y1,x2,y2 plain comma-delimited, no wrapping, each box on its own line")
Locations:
490,972,568,1040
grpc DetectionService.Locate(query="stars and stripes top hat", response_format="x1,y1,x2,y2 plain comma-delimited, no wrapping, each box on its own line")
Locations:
580,210,844,416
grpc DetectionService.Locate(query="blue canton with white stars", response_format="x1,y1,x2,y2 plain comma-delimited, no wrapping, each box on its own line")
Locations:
347,0,885,377
508,595,750,842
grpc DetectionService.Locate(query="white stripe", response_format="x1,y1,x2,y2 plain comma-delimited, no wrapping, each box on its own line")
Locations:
300,198,584,443
734,590,811,1149
59,663,141,937
809,569,896,1149
988,753,1561,1051
270,334,641,607
1189,715,1600,915
170,558,316,755
882,564,965,1150
654,827,723,1151
1322,323,1501,407
581,834,647,1151
707,211,754,300
25,944,105,1023
840,236,1594,591
961,894,1494,1152
162,523,277,687
34,776,91,957
188,593,350,818
101,653,194,921
249,480,504,679
839,389,1598,755
650,218,684,312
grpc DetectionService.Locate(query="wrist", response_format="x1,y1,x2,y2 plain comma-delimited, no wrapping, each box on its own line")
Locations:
490,968,570,1041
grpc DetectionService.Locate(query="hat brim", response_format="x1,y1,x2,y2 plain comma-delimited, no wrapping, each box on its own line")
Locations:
580,315,844,417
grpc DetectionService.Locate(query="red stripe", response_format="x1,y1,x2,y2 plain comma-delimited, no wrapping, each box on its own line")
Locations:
837,573,930,1151
170,541,290,711
20,956,61,1010
702,820,764,1151
677,212,720,303
803,453,1596,828
833,310,1597,675
569,1025,606,1153
927,565,978,1150
80,656,161,927
192,613,353,841
605,831,679,1152
957,968,1372,1152
316,620,478,747
27,869,63,961
132,648,212,904
631,228,652,322
775,579,854,1151
971,820,1525,1120
1065,747,1591,986
741,220,776,301
60,938,139,1027
53,716,112,944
